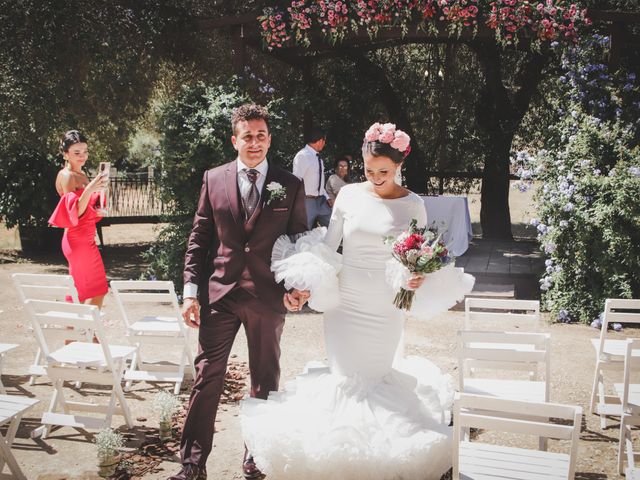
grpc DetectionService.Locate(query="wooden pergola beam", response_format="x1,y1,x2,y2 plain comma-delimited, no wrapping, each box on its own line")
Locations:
588,10,640,23
197,8,640,75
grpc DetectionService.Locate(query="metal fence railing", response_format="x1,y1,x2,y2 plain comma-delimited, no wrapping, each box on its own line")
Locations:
96,171,166,221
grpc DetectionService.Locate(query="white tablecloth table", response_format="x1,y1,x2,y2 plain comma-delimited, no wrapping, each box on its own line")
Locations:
421,196,473,256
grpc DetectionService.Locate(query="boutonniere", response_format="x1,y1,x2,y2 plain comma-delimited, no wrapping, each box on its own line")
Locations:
266,181,287,205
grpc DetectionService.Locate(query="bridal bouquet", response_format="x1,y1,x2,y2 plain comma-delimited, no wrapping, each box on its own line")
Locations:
384,219,453,311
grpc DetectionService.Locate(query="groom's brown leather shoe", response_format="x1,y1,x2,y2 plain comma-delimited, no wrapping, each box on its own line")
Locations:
242,455,263,479
167,463,207,480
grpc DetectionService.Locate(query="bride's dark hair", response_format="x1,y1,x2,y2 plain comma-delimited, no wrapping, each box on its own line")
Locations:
361,141,404,164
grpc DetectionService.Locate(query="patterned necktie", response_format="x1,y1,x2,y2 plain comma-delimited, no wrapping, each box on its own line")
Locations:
316,153,323,195
243,168,259,220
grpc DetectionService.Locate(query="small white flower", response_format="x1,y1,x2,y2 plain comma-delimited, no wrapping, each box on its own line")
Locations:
266,182,286,205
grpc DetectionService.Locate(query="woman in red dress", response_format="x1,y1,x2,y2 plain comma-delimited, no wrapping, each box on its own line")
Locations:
48,130,109,308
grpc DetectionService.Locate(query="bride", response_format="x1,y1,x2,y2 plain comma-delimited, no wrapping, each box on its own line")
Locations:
241,123,474,480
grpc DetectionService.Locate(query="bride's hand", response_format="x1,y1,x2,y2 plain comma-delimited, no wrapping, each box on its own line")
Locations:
406,273,425,290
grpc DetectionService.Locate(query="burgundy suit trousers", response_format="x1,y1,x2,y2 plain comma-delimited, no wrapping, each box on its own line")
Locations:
179,288,285,467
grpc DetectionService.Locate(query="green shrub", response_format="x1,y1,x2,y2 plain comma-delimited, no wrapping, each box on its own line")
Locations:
515,36,640,323
531,118,640,322
0,147,60,228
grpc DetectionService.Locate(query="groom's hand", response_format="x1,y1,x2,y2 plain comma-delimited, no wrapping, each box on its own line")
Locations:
182,297,201,328
284,289,310,312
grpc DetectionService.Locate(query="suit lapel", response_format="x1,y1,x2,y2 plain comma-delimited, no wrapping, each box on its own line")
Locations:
224,160,243,228
260,162,276,206
253,163,277,232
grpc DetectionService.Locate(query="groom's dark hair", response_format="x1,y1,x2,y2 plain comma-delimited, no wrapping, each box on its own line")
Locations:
231,104,270,134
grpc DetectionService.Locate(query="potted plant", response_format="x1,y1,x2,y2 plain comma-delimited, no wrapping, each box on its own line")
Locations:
152,390,180,440
94,427,124,477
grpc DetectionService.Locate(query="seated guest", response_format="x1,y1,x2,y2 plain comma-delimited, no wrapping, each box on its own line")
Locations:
326,156,350,207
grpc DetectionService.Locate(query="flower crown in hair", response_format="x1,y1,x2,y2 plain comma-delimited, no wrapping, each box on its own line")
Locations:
364,123,411,158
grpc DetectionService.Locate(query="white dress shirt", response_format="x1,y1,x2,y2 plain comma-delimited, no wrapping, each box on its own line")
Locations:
292,144,327,197
183,157,269,299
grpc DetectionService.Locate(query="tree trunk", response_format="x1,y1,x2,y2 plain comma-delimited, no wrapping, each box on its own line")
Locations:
351,53,428,193
480,137,513,240
471,42,548,240
433,44,456,172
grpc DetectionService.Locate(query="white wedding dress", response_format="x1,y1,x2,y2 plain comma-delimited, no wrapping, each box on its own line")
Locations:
241,183,474,480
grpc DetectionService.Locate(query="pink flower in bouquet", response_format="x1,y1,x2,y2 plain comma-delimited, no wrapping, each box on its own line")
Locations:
393,242,409,256
421,245,434,257
405,233,424,251
390,130,410,153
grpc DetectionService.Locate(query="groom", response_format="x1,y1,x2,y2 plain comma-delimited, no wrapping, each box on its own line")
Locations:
169,104,308,480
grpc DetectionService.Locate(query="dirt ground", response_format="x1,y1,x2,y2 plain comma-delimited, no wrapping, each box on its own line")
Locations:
0,222,632,479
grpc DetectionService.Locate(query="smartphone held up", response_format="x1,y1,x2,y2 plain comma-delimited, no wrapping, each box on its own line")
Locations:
98,162,110,215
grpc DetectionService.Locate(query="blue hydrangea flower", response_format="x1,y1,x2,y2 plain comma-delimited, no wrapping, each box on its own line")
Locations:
558,309,571,323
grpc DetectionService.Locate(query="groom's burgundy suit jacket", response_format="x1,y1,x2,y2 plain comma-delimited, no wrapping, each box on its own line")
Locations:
183,159,308,314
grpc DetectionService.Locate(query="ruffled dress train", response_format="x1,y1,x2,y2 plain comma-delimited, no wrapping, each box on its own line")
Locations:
241,184,474,479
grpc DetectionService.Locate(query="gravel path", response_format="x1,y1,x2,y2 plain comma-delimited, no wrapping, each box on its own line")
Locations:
0,232,629,479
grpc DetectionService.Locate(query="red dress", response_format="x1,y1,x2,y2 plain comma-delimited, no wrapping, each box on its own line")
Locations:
48,188,108,302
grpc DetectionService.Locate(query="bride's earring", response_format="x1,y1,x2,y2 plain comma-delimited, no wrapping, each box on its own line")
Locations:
394,165,403,186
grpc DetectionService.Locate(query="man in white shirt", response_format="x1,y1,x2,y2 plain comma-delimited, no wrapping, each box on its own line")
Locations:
292,127,332,229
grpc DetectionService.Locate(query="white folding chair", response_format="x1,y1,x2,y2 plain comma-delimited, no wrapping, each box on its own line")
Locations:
464,298,540,330
110,280,195,394
452,392,582,480
590,298,640,428
0,344,18,394
458,330,551,403
11,273,92,385
24,299,136,438
0,394,39,480
458,330,551,450
614,338,640,474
